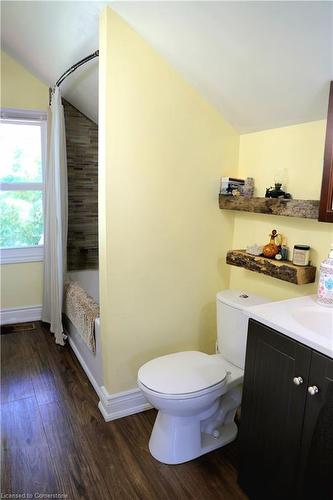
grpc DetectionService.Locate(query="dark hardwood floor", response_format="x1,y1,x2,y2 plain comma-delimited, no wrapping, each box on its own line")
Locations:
1,322,247,500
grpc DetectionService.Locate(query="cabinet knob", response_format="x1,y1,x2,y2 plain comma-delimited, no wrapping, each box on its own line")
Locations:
308,385,319,396
293,376,304,386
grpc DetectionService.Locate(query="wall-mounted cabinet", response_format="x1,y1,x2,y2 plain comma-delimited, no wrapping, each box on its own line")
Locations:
318,81,333,222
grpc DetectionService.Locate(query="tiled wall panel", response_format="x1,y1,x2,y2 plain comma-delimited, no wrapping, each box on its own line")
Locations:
63,100,98,270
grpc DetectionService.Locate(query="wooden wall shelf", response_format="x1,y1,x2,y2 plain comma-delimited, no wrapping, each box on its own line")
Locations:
219,195,319,219
226,250,316,285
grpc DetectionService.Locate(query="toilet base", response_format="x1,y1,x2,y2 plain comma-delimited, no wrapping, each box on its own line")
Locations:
148,386,242,465
201,421,238,456
149,416,238,465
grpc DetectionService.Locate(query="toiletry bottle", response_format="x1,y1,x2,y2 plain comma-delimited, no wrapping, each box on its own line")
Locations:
317,244,333,307
280,237,288,260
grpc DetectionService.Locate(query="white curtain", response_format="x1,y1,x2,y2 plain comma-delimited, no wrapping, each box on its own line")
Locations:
42,87,68,345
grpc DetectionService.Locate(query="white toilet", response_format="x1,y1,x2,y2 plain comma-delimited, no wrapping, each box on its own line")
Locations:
138,290,271,465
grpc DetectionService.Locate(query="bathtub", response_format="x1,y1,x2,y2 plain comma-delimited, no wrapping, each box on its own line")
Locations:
63,269,104,394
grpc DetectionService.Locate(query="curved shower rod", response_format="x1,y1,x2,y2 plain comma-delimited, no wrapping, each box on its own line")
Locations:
49,50,99,104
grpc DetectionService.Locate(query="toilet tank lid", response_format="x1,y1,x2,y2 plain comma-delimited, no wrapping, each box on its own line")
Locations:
216,289,272,310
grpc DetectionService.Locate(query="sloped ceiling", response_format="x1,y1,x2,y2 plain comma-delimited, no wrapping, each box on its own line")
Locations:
1,1,332,132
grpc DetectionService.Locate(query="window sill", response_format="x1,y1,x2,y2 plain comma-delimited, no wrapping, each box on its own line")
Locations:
0,246,44,264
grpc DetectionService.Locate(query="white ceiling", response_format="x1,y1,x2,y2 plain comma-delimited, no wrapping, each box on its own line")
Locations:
1,1,105,123
1,1,332,132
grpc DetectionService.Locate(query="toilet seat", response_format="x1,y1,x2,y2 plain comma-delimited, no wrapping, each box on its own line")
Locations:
138,378,227,400
138,351,227,399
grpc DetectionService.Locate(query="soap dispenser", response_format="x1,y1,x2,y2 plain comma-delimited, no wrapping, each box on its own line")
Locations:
317,244,333,307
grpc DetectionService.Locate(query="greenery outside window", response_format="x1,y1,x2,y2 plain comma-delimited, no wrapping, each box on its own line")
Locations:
0,109,47,264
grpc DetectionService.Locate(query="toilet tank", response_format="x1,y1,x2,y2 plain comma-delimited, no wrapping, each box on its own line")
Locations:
216,290,271,369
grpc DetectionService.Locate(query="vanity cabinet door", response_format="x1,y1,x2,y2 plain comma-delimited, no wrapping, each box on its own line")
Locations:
238,319,312,500
297,352,333,500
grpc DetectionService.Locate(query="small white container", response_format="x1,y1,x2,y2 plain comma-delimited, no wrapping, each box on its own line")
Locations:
292,245,310,266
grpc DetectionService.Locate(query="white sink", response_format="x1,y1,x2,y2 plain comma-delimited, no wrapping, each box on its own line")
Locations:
292,307,332,339
246,295,333,358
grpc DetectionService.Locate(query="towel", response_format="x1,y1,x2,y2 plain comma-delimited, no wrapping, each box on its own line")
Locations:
63,281,99,353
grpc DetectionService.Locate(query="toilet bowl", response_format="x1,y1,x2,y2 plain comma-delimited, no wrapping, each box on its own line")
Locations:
138,352,243,464
138,290,271,465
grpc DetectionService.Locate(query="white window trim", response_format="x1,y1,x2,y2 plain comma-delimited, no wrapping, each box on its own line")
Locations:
1,108,47,121
1,246,44,264
0,182,43,191
0,108,47,265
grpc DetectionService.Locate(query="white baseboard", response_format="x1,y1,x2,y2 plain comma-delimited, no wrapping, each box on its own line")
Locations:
0,305,42,325
98,385,152,422
67,334,152,422
67,335,103,399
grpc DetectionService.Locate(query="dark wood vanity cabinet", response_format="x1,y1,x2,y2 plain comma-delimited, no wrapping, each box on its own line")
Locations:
238,319,333,500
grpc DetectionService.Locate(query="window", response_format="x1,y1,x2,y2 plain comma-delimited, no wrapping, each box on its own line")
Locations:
0,109,47,263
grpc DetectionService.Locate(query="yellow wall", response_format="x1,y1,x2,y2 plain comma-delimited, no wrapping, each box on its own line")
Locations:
99,8,239,393
1,263,43,308
0,50,48,309
1,50,48,110
230,121,333,300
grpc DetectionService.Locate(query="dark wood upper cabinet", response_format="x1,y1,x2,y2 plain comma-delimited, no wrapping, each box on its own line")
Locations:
319,81,333,222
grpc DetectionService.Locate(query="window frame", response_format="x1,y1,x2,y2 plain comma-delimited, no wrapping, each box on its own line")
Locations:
0,108,47,264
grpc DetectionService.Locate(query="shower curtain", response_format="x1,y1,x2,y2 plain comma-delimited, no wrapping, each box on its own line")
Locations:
42,87,68,345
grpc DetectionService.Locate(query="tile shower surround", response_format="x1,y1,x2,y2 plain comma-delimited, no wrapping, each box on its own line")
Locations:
63,100,98,270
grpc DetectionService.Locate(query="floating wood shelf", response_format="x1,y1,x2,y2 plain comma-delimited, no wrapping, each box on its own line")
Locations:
219,195,319,219
226,250,316,285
